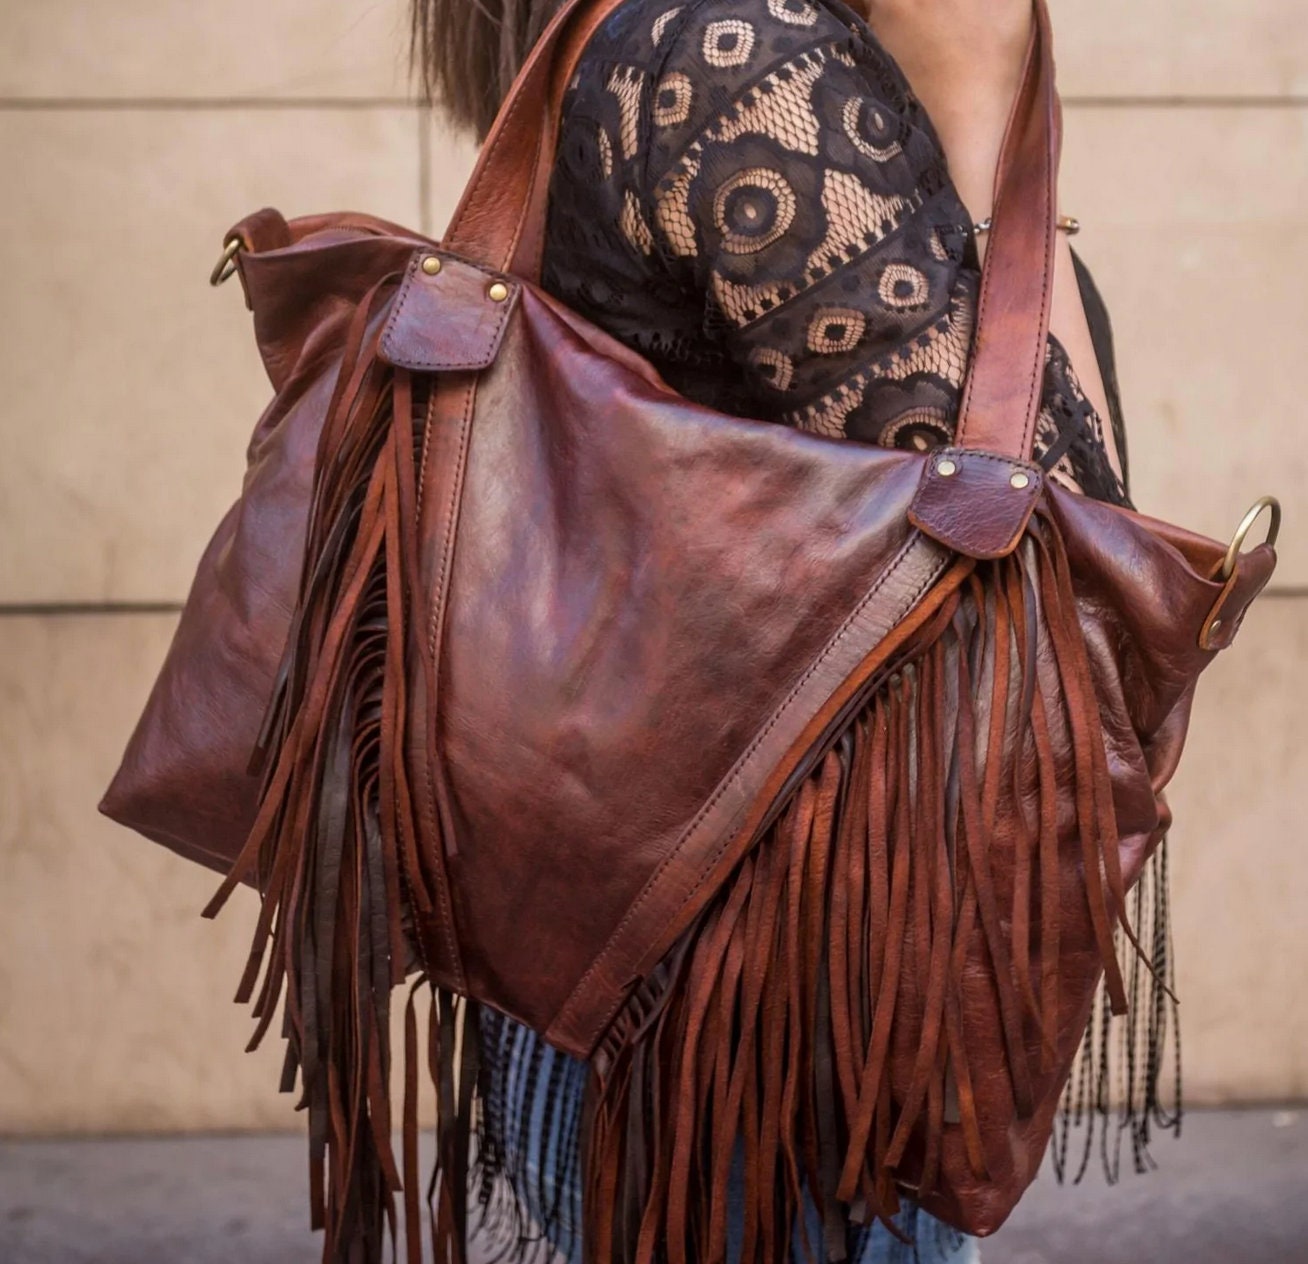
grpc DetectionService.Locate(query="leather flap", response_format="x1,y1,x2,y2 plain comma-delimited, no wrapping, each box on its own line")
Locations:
379,249,520,372
907,447,1044,560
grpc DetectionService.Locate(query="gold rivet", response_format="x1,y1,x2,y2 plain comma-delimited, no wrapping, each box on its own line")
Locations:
421,255,442,276
937,459,958,477
1010,472,1031,490
488,281,510,303
1210,618,1223,636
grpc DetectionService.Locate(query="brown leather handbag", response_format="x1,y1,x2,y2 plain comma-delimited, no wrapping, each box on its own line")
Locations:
102,0,1280,1258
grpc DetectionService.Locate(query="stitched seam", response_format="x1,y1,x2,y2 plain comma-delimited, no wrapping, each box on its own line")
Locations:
1025,71,1061,457
955,243,990,428
572,536,950,1048
431,381,478,987
416,384,437,511
1021,145,1057,459
507,131,547,274
380,264,518,371
380,254,421,351
445,26,545,268
418,378,479,993
957,214,1050,459
659,544,946,904
957,53,1028,435
427,381,477,669
556,529,945,1042
957,61,1053,460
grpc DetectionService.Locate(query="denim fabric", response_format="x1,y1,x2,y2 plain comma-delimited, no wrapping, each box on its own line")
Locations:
479,1011,979,1264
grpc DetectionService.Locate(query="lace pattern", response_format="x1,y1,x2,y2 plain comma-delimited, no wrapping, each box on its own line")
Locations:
541,0,1130,506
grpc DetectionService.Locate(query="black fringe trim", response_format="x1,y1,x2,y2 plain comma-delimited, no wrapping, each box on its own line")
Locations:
1053,835,1183,1185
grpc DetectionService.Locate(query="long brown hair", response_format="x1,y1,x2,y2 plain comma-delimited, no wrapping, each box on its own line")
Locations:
410,0,569,138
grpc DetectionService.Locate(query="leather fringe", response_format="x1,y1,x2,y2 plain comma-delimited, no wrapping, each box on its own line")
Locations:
203,275,463,1264
578,509,1166,1264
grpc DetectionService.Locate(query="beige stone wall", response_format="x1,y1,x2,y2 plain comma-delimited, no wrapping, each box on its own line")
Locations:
0,0,1303,1135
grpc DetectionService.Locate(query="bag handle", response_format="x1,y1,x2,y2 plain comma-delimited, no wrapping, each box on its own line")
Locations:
444,0,1061,463
441,0,628,278
952,0,1061,461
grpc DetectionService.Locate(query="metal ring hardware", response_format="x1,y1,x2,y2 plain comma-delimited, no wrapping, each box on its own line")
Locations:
209,237,243,287
974,214,1079,237
1218,495,1281,582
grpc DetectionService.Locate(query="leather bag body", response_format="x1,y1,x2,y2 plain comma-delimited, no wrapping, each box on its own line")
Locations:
101,212,431,876
102,0,1278,1258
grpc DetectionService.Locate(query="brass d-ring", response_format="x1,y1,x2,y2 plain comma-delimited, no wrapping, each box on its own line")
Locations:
1218,495,1281,582
209,237,243,287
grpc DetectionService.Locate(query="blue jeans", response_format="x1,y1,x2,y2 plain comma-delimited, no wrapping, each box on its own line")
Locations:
478,1011,979,1264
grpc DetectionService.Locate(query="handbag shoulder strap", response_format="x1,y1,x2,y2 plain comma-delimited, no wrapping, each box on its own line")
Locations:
952,0,1061,461
442,0,628,277
444,0,1061,464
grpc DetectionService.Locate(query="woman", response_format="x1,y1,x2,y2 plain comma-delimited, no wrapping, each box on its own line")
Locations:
413,0,1130,1260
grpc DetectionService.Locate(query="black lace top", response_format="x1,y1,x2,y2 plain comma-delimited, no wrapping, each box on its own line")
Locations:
541,0,1131,506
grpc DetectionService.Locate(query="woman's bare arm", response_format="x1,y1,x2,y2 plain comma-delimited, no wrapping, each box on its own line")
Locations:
863,0,1122,481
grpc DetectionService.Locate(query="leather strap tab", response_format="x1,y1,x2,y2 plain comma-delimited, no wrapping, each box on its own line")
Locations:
380,251,520,373
1199,546,1277,651
224,206,292,254
908,448,1044,560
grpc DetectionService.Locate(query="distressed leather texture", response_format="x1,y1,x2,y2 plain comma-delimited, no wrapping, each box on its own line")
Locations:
100,0,1279,1253
908,448,1045,559
100,215,428,874
380,251,520,372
